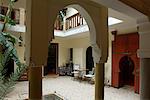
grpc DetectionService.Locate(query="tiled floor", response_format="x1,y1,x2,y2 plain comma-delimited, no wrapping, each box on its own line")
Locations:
5,76,140,100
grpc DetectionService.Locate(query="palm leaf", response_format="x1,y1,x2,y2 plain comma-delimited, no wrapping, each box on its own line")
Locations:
0,0,27,99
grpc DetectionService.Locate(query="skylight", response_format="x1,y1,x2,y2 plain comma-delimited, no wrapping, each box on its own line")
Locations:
108,17,123,26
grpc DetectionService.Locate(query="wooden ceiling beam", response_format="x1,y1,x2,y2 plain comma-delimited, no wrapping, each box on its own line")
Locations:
119,0,150,19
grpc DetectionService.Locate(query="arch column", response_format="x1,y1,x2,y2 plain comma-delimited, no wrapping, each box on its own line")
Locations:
26,0,49,99
26,0,108,99
137,18,150,100
93,6,108,100
48,1,108,100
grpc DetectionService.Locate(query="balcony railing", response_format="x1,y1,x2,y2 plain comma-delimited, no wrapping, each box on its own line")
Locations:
66,13,84,30
54,13,84,31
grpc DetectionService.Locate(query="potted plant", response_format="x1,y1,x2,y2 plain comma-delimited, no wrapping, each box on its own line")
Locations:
0,0,27,99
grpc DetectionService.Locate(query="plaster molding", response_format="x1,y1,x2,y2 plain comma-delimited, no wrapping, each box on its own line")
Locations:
138,21,150,57
136,16,149,24
137,49,150,58
138,21,150,34
138,21,150,58
91,43,101,63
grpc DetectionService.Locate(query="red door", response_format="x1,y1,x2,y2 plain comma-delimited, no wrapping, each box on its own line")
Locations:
112,33,139,93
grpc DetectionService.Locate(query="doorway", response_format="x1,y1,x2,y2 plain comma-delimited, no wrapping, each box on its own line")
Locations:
86,46,94,74
119,56,135,87
44,43,58,76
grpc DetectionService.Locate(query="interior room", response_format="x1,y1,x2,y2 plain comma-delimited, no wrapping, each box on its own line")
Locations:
1,0,150,100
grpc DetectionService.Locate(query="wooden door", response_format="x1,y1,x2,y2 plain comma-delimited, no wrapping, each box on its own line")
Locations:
112,33,139,93
44,43,58,75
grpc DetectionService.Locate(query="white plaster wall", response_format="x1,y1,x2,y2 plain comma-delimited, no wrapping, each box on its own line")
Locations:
66,8,78,18
52,37,69,67
58,46,69,67
66,37,90,69
73,48,84,68
82,48,87,68
104,32,113,85
66,36,90,48
11,32,25,71
72,47,87,69
52,36,91,69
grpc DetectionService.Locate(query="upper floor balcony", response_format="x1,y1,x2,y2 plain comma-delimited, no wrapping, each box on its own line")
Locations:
0,6,25,33
0,6,123,37
54,12,89,37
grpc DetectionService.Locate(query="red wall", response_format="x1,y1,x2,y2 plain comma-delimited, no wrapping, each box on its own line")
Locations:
112,33,140,93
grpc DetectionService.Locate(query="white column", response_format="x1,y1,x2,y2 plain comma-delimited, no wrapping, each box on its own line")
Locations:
138,19,150,100
19,8,25,25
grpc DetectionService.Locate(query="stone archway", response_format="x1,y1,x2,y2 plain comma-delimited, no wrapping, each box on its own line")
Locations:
47,0,108,64
26,0,108,100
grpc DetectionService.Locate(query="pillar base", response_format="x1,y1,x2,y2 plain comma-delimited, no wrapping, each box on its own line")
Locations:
95,63,104,100
140,58,150,100
29,66,42,100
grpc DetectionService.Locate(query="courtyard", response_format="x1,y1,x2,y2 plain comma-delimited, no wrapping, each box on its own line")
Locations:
6,76,140,100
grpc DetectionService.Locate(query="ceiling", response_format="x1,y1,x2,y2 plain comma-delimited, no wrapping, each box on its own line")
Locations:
62,8,138,39
65,0,150,39
108,8,137,34
119,0,150,18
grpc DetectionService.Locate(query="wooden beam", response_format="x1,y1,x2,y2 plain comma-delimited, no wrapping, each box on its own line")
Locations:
119,0,150,18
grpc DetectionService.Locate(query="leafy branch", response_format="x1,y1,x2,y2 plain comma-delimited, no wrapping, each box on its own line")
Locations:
0,0,27,99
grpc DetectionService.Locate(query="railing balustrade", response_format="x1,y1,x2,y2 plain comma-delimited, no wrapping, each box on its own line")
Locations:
66,13,84,30
54,13,84,31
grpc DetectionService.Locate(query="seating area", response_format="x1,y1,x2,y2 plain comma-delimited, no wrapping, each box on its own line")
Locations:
84,69,95,84
57,63,95,84
71,64,95,84
58,62,73,76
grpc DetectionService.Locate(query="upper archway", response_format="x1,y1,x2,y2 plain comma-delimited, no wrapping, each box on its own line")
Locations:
26,0,108,66
47,0,108,64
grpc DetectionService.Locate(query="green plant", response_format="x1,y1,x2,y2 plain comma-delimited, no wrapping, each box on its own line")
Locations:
0,0,27,99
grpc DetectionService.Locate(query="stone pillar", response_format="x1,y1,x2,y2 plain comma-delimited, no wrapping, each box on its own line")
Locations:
29,66,42,100
95,63,104,100
138,20,150,100
26,0,49,99
140,58,150,99
93,5,108,100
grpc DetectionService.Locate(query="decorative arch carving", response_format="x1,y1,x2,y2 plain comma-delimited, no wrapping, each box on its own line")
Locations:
26,0,108,66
